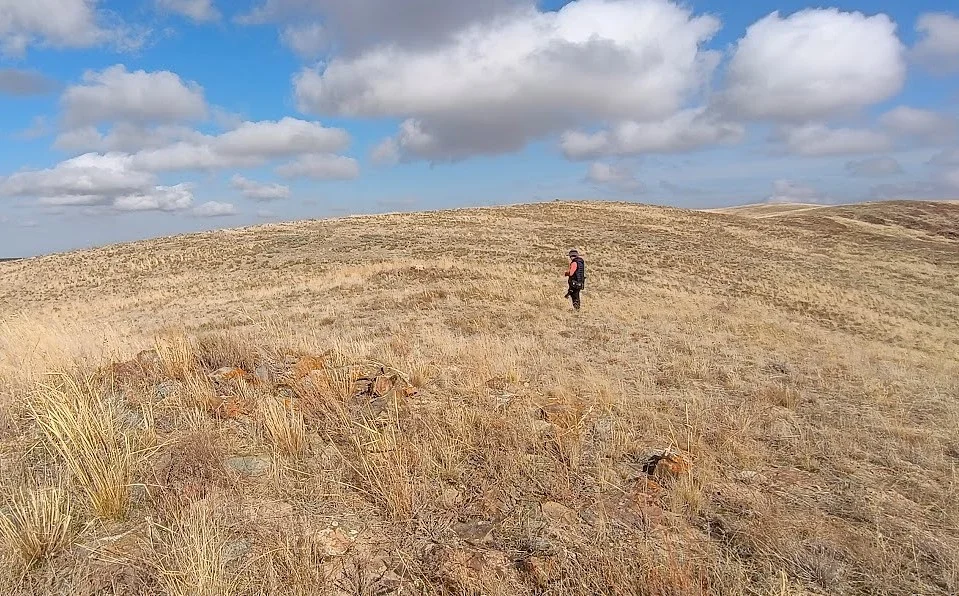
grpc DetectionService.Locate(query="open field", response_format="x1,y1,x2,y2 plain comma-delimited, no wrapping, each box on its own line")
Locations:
1,199,957,595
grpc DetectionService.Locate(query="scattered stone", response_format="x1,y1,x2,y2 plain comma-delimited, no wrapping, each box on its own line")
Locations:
254,364,272,384
453,520,495,545
541,501,578,527
210,367,250,382
440,487,462,508
155,380,182,400
312,527,353,557
537,402,582,429
221,540,250,565
641,449,691,480
292,355,327,380
224,455,272,477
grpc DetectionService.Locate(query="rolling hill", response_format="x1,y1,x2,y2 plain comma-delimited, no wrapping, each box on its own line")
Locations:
0,199,957,595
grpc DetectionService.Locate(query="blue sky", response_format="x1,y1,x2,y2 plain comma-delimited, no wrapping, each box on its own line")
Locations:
1,0,958,257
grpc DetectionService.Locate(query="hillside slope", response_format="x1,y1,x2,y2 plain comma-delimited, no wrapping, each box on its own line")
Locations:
1,200,957,595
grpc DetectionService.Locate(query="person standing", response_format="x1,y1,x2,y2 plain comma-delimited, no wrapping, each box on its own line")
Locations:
564,249,585,310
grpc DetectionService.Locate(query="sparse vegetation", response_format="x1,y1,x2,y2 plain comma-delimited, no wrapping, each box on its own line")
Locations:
0,200,957,595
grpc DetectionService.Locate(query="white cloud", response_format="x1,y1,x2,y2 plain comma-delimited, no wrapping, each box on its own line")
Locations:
113,185,195,212
913,12,959,74
845,157,903,177
0,0,143,57
561,108,743,159
126,118,352,173
239,0,526,55
214,117,349,158
0,153,194,213
721,8,905,121
275,154,360,180
55,123,206,153
775,124,892,156
155,0,220,22
280,23,328,58
230,175,290,201
767,179,830,204
0,153,153,198
62,65,207,128
879,106,957,144
192,201,236,217
586,163,644,192
295,0,721,160
370,138,400,166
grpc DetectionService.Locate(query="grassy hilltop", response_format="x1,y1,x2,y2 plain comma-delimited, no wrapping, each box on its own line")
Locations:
0,199,957,595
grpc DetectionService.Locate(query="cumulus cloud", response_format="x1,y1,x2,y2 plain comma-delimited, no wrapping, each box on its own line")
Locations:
845,157,903,177
230,175,290,201
280,23,329,58
55,123,206,153
275,154,360,180
129,118,349,172
0,0,144,57
56,118,354,173
561,108,743,159
295,0,721,161
721,8,905,121
879,106,957,144
191,201,236,217
585,163,644,192
0,68,58,96
155,0,220,22
766,179,830,204
62,65,208,128
0,153,197,213
913,12,959,74
113,185,195,212
240,0,526,55
370,138,400,166
774,124,892,157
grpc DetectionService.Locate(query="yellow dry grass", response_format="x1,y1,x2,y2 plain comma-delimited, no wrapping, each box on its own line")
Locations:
0,199,957,595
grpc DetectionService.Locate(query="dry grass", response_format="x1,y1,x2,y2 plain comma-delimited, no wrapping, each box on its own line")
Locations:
0,199,957,595
28,376,137,521
0,484,75,570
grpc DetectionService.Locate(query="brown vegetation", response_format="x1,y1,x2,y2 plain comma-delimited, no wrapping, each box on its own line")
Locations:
0,199,957,595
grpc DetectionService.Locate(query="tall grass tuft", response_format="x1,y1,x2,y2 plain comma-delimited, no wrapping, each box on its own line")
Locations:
145,500,231,596
0,485,75,569
260,396,306,458
29,375,136,521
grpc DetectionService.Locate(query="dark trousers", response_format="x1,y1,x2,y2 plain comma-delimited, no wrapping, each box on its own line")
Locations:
566,282,582,309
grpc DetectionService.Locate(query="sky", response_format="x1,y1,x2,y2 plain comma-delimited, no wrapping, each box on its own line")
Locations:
1,0,958,257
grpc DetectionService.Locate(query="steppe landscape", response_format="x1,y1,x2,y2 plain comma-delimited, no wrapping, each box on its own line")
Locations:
0,199,957,595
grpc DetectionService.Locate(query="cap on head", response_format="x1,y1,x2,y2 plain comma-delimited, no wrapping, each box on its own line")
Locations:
568,249,579,257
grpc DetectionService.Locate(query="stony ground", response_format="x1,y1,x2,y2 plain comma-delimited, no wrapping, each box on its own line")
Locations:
0,199,957,595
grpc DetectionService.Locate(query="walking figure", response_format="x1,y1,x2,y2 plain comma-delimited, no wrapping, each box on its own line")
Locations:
564,249,585,310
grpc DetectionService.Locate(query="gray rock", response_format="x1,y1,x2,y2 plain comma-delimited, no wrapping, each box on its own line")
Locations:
155,380,183,400
225,455,272,476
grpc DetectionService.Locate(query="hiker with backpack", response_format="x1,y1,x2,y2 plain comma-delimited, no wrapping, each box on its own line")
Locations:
564,249,585,310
